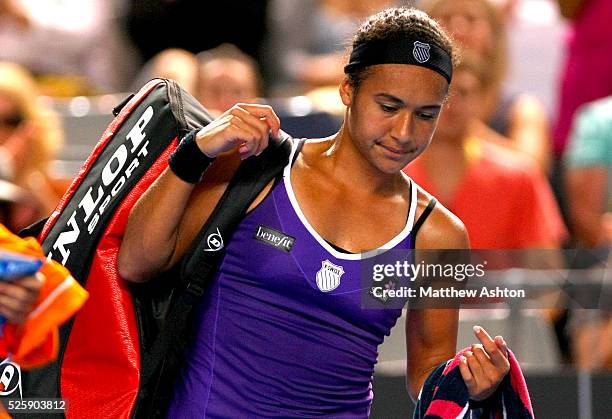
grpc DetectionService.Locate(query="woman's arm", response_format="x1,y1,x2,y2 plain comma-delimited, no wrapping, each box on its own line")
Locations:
118,104,280,282
406,198,468,401
405,307,460,401
406,194,510,402
117,165,200,282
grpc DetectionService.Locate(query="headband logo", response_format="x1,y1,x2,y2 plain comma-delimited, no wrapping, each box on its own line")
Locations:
413,41,431,63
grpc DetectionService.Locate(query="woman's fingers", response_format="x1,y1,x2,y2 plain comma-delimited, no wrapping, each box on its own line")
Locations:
474,325,509,369
236,103,281,137
465,350,485,383
494,335,509,358
229,106,271,156
230,106,271,140
196,103,279,158
471,344,499,386
462,326,511,401
227,116,266,159
459,354,476,394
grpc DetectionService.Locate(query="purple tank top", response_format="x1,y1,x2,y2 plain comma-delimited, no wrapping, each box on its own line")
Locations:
168,142,419,418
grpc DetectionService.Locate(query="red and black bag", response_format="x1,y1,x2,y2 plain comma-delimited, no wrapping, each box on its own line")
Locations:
21,78,292,418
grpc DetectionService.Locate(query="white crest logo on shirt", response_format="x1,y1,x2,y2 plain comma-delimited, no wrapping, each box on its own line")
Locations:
413,41,431,63
316,260,345,292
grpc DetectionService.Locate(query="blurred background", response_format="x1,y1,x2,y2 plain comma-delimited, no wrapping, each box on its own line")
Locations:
0,0,610,417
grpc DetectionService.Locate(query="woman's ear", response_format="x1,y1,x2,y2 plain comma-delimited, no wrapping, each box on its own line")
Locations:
339,77,354,107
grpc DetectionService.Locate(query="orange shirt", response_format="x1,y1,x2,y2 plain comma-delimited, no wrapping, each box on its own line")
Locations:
0,224,88,369
404,141,566,249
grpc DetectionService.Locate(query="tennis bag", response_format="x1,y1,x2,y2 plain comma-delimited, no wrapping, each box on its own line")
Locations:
21,78,293,418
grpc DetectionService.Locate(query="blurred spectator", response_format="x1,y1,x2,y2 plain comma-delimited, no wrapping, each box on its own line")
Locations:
0,62,64,229
124,0,268,91
0,0,134,94
552,0,612,159
404,54,566,249
197,44,262,116
422,0,552,173
565,96,612,247
265,0,400,95
0,179,36,232
564,96,612,370
130,48,199,96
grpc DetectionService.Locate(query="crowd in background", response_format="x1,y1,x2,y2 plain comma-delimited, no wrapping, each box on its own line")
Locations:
0,0,610,371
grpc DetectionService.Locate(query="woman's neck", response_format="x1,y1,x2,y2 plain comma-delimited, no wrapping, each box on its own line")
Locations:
301,128,406,196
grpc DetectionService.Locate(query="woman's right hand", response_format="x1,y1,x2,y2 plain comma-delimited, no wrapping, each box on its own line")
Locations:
195,103,281,160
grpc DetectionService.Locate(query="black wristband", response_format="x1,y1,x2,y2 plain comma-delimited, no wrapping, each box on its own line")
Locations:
168,129,215,183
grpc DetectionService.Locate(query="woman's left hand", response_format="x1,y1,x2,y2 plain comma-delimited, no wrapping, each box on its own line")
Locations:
459,325,510,401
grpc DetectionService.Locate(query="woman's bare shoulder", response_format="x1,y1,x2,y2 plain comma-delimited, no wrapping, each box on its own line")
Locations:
412,184,470,250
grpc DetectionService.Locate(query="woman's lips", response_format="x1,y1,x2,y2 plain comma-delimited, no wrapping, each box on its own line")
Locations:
378,143,416,157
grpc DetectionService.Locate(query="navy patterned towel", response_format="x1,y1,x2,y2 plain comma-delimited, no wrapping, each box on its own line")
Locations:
414,348,534,418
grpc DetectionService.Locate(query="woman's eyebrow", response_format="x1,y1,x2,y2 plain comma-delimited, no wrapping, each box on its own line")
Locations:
375,93,405,106
375,94,442,111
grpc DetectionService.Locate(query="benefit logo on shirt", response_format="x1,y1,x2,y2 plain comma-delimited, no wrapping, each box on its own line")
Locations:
253,225,295,253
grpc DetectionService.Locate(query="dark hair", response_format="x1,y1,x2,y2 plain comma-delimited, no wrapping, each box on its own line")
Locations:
346,7,458,90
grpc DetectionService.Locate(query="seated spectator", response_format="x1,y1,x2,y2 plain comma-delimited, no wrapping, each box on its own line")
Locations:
266,0,399,94
0,62,64,228
196,44,341,138
421,0,552,173
130,48,199,96
404,53,566,249
197,44,262,116
564,95,612,370
565,97,612,247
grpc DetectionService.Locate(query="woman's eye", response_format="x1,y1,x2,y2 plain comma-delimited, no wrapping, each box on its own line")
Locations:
416,112,436,120
380,104,397,113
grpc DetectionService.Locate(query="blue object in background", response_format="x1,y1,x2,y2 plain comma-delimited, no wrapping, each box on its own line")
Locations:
280,111,342,139
0,251,42,334
0,251,42,282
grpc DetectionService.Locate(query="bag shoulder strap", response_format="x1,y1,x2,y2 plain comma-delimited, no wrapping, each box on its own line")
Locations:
182,132,293,286
138,133,293,391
